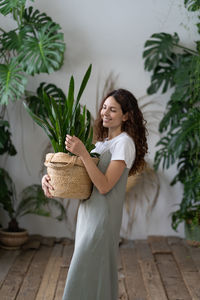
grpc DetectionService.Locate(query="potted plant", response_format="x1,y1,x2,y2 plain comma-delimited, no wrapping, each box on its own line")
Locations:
24,65,99,200
142,0,200,244
0,167,66,249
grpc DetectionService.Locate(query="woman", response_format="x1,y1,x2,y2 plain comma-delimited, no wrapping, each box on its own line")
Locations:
42,89,148,300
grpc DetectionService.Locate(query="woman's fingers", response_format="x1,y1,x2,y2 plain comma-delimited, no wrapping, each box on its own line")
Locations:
41,174,54,198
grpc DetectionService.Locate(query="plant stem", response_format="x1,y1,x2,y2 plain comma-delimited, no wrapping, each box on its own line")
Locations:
173,43,199,56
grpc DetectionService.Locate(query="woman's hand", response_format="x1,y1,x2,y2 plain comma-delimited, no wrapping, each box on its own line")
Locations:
41,174,54,198
65,135,87,157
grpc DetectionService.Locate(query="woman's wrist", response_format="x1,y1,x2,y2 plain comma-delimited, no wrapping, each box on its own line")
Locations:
80,148,90,163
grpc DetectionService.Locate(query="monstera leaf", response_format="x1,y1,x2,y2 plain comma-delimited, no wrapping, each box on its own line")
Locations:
154,108,200,170
0,0,29,16
184,0,200,11
23,6,52,27
143,32,179,71
26,83,66,119
0,2,65,104
18,21,65,75
0,58,27,105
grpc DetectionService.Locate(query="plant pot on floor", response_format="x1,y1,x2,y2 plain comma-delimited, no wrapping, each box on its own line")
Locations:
45,152,99,200
185,220,200,247
0,229,29,249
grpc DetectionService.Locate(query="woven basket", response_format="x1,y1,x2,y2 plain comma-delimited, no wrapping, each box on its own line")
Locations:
44,152,99,199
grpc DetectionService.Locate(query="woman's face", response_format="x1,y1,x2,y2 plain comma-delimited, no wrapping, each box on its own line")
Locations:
100,96,128,131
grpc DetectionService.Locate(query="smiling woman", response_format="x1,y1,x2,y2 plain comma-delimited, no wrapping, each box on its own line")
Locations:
42,88,149,300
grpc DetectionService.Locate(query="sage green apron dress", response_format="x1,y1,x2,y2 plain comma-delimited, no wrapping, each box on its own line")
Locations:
62,150,129,300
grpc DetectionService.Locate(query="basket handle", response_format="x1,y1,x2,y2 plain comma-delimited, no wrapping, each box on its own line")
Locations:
45,154,78,168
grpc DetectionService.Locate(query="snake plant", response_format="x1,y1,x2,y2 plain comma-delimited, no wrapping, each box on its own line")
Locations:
24,64,97,156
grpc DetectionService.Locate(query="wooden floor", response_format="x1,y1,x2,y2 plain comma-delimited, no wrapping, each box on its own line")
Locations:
0,235,200,300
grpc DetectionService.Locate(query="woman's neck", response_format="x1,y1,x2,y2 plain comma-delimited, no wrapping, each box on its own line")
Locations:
107,128,122,140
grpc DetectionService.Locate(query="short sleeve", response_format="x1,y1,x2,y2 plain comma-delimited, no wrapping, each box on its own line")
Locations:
111,137,135,169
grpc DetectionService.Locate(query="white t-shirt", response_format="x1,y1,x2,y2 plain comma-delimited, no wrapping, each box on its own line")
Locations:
92,132,135,169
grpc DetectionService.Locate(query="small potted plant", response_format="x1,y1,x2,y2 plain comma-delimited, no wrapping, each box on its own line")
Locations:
24,65,99,199
0,168,66,249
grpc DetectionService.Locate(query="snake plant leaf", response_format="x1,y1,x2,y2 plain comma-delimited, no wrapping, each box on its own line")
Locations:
143,32,179,71
184,0,200,11
0,0,29,16
0,59,27,105
65,76,74,125
75,64,92,109
25,82,66,120
23,101,58,146
18,21,65,75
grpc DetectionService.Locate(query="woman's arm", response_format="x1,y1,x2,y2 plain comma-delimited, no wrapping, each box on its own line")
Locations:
65,135,126,194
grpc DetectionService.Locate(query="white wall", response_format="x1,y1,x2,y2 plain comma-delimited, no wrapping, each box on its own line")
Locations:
0,0,199,239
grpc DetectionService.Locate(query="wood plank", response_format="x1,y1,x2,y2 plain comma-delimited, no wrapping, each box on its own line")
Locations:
118,279,128,300
168,236,200,299
120,243,148,300
61,244,74,267
184,240,200,273
54,268,68,300
135,240,154,260
0,249,35,300
35,244,63,300
155,253,191,300
135,240,168,300
148,235,171,254
16,246,52,300
0,249,20,288
54,244,74,300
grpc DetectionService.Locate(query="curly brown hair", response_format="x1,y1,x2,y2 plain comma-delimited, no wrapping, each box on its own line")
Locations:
95,89,148,175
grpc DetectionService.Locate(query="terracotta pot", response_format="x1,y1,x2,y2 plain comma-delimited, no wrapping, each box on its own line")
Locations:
0,229,29,249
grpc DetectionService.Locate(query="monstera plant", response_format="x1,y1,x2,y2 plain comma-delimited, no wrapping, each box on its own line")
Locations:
143,0,200,243
0,0,65,105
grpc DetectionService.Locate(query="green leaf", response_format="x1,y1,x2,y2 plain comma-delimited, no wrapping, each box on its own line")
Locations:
23,6,52,27
23,101,58,146
143,32,179,71
16,184,66,221
0,168,15,219
0,0,28,16
76,64,92,104
184,0,200,11
0,119,17,155
18,21,65,75
1,30,21,51
0,59,27,105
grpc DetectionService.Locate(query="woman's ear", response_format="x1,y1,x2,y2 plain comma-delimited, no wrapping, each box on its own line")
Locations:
122,112,128,122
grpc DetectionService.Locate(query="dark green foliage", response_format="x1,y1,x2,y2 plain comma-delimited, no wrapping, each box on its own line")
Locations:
0,119,17,155
24,65,98,156
0,0,65,104
143,3,200,230
0,168,66,232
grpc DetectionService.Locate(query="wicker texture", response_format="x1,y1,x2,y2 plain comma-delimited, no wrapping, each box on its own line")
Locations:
45,152,99,199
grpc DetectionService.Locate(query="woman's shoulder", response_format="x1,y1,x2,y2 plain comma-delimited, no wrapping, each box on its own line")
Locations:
112,132,135,147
